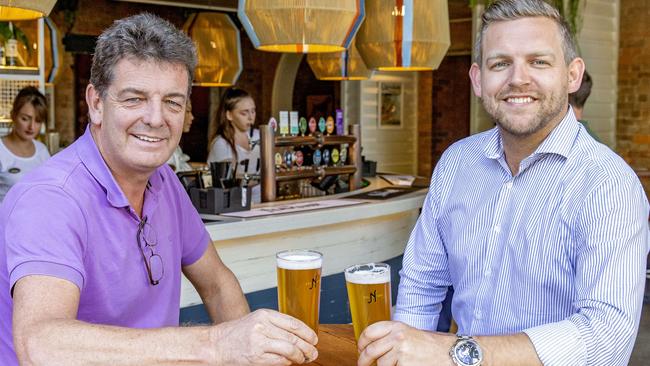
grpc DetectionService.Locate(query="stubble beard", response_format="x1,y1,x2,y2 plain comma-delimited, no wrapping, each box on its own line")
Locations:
482,88,568,138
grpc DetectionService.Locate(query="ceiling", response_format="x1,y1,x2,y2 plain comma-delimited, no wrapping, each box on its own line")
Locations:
114,0,236,12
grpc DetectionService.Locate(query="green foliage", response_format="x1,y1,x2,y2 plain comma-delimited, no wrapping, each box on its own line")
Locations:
468,0,584,37
551,0,584,36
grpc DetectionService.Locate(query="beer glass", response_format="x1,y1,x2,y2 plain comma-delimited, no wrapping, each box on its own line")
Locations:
345,263,392,341
276,249,323,333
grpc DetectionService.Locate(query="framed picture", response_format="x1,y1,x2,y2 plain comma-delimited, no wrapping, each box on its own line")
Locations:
378,82,403,129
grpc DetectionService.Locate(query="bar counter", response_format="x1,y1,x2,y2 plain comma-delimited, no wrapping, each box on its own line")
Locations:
180,178,426,323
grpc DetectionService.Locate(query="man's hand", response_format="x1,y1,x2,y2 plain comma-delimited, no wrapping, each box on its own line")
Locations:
212,309,318,366
357,321,456,366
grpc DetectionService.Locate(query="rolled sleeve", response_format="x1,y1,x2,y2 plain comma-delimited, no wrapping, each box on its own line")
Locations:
393,310,441,332
524,320,587,366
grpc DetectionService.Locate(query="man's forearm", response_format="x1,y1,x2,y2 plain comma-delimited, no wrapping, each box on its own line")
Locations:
202,266,250,324
15,319,217,366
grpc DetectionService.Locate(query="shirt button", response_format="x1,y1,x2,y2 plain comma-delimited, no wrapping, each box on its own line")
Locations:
505,181,513,189
484,268,492,277
494,225,501,233
475,309,482,319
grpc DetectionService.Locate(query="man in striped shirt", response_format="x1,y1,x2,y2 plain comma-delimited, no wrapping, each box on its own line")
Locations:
357,1,649,365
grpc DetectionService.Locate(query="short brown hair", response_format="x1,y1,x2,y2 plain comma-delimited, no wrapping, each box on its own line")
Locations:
474,0,578,66
11,86,47,124
568,70,592,109
90,13,197,98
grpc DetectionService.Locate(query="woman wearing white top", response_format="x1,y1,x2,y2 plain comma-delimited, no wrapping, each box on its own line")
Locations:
0,86,50,202
207,87,260,202
167,101,194,172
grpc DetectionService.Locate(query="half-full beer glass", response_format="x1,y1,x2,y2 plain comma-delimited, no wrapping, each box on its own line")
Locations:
345,263,391,341
276,249,323,333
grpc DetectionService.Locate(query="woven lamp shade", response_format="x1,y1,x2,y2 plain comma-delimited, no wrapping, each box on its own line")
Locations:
184,13,242,87
238,0,365,53
356,0,450,71
307,44,371,80
0,0,56,20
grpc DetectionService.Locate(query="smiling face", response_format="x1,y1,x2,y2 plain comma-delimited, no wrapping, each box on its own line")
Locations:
11,103,44,141
86,57,189,177
226,96,256,133
469,17,583,139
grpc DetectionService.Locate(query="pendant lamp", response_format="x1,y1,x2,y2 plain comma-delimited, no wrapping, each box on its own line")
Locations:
307,43,371,80
184,12,242,87
238,0,365,53
0,0,56,20
356,0,450,71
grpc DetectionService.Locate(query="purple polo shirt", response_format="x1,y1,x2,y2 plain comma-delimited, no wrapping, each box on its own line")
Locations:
0,128,210,365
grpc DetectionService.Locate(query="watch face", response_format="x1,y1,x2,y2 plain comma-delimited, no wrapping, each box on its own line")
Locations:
454,339,482,366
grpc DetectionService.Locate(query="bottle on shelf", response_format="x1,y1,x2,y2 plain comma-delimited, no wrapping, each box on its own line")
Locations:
5,22,19,67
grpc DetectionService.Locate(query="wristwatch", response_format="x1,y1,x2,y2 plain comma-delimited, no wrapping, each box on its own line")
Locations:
449,335,483,366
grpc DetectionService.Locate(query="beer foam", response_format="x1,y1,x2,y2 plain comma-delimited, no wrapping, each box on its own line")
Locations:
345,263,390,284
276,252,323,270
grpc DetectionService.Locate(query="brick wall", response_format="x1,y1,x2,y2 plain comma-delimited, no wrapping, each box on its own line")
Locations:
416,1,473,178
618,0,650,173
48,0,190,146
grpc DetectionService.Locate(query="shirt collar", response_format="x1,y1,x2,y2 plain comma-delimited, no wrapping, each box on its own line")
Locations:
482,106,580,160
76,126,166,209
532,106,580,158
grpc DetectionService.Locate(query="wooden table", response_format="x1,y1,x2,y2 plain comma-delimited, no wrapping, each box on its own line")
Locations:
307,324,358,366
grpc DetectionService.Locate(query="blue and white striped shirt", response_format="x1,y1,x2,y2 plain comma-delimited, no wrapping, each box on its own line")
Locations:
394,109,649,365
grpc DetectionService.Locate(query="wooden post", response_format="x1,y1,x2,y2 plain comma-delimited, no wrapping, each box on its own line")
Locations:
348,124,362,191
260,124,276,202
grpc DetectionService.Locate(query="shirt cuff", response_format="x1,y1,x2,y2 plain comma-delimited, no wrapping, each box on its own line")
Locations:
392,311,439,331
523,319,587,365
9,260,84,294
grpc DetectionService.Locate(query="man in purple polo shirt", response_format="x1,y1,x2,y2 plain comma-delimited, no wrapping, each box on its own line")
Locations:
0,13,318,366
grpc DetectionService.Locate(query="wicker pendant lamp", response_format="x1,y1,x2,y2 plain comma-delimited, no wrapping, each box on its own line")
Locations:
0,0,56,20
307,43,371,80
238,0,365,53
184,12,242,87
356,0,450,71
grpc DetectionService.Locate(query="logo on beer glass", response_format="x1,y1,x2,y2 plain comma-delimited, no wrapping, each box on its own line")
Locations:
345,263,392,341
276,250,323,333
367,289,377,303
308,274,320,290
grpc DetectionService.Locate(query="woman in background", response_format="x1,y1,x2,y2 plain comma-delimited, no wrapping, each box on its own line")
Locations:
207,87,260,202
0,86,50,202
207,87,259,174
167,100,194,172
